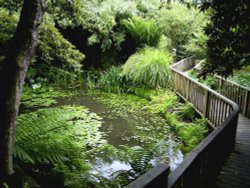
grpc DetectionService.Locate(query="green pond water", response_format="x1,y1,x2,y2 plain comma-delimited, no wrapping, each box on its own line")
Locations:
53,94,183,179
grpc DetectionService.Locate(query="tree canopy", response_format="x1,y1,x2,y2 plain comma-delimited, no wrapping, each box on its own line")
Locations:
201,0,250,77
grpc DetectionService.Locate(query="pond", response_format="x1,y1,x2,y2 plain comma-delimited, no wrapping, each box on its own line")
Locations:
19,90,184,187
54,93,183,179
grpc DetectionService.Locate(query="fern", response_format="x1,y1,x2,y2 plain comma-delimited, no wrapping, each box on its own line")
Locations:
122,16,162,47
128,146,153,174
15,106,103,164
14,106,104,187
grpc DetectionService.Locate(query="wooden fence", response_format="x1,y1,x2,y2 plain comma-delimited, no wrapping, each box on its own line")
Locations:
168,57,239,188
126,57,239,188
216,76,250,118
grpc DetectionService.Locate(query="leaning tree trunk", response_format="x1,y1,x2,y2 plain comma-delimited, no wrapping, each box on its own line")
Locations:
0,0,45,185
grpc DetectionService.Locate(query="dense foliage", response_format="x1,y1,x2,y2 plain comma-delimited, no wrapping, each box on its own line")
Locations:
201,0,250,77
229,65,250,88
158,2,207,59
35,22,85,86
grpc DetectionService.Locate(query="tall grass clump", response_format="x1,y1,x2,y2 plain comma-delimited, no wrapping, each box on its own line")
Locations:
99,66,125,93
121,47,173,89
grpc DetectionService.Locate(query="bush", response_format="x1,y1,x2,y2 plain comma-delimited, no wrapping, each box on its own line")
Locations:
165,113,208,154
38,23,85,73
26,22,86,87
122,16,163,47
121,47,173,89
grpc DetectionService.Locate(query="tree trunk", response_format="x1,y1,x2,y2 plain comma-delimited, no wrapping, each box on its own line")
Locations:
0,0,45,185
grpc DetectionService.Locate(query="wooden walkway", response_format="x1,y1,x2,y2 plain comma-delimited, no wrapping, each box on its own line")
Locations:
213,114,250,188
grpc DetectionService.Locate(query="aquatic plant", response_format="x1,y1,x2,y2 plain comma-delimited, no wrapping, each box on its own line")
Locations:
21,87,77,108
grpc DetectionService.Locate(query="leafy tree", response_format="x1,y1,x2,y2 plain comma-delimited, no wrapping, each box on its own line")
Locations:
159,2,206,50
0,0,45,185
201,0,250,77
0,8,85,87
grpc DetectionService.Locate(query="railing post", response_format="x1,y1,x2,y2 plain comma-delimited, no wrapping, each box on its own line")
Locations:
203,90,209,118
243,90,250,117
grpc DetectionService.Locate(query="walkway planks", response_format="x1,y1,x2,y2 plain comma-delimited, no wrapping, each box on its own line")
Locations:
213,115,250,188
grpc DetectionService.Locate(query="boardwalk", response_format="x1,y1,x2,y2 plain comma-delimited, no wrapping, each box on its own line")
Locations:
213,115,250,188
129,58,249,188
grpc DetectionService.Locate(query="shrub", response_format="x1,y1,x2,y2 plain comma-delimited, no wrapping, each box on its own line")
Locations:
26,22,86,87
122,16,163,47
165,113,208,154
178,103,197,121
229,66,250,88
38,23,85,73
157,34,172,52
121,47,173,89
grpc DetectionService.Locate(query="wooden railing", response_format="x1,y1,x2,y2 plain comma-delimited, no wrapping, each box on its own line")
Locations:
216,76,250,118
126,57,239,188
168,57,240,188
125,164,170,188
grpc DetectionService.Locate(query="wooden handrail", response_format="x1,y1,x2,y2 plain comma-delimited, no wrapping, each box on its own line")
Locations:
168,57,240,188
215,76,250,117
125,164,170,188
126,57,239,188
